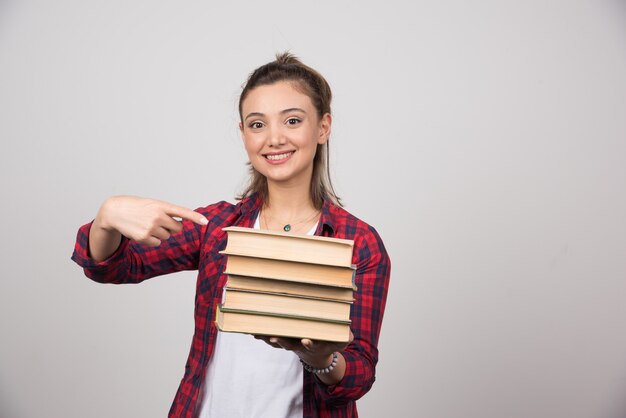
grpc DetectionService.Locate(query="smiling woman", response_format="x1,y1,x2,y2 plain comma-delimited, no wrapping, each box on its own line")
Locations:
239,81,331,205
71,52,391,418
238,53,340,212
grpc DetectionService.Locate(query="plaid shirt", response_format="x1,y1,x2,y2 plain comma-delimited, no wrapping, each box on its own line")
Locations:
72,194,391,418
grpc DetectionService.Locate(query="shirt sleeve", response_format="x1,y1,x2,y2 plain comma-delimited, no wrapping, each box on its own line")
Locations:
70,207,214,284
312,225,391,406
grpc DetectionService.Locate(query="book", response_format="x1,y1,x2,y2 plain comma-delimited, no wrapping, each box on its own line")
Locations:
223,254,356,289
215,304,351,342
220,226,355,267
222,287,352,322
216,226,356,342
226,274,354,302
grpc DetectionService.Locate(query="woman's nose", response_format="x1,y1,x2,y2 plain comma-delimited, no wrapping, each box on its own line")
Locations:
267,126,287,147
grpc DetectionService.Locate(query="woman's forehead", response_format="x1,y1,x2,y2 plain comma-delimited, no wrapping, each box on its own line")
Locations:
242,81,315,115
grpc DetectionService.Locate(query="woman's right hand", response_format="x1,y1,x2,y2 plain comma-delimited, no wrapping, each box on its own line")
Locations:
89,196,208,261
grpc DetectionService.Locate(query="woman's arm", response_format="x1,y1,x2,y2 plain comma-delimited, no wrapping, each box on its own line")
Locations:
89,195,208,262
312,226,391,404
72,195,213,284
257,225,391,402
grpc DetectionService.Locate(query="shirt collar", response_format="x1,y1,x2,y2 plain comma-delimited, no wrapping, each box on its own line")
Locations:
318,199,336,236
238,193,337,236
238,192,263,215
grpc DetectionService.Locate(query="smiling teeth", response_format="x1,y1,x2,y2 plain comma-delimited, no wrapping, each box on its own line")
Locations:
267,152,292,161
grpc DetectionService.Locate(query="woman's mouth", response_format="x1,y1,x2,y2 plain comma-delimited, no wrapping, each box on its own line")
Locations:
264,151,294,164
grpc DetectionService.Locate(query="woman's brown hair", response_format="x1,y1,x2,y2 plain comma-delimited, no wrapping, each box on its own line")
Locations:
237,52,341,208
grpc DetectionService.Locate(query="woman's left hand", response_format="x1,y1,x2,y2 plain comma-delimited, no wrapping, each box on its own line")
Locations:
254,330,354,368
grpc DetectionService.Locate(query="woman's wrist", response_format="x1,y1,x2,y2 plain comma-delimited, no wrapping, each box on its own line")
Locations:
299,352,333,368
301,352,338,374
89,199,123,261
94,197,119,232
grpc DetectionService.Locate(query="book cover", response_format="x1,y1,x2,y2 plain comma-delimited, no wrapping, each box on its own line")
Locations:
215,304,352,342
223,254,356,289
221,226,355,267
222,287,352,322
226,275,355,302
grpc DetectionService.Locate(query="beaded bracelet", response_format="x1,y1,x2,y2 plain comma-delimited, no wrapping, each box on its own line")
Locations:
301,352,339,374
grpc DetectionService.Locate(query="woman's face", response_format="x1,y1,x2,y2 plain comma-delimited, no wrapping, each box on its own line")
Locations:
240,81,331,189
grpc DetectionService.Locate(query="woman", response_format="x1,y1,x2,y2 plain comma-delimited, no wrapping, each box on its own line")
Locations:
72,52,391,418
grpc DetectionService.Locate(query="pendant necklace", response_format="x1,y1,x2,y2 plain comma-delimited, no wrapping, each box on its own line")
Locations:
262,209,320,232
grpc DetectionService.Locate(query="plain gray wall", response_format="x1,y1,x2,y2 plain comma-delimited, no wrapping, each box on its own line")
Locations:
1,1,626,417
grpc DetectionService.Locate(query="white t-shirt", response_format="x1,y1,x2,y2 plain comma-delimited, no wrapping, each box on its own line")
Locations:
196,218,318,418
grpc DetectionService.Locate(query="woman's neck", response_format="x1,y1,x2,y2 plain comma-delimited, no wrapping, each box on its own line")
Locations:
264,180,316,218
261,185,320,234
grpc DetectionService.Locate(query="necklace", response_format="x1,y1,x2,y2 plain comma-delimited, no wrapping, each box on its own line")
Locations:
262,209,320,232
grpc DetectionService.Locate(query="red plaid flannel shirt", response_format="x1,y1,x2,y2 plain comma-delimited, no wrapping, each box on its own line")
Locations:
72,194,391,417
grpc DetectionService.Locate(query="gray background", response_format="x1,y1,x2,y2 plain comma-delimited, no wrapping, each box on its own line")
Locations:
1,1,626,417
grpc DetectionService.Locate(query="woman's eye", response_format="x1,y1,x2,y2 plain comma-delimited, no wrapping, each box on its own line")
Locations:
286,118,301,125
249,122,264,129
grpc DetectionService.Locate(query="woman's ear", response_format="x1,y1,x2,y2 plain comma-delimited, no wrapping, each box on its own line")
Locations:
318,113,332,144
239,122,246,143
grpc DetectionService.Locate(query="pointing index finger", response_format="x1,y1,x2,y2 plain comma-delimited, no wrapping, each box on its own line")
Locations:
164,203,208,226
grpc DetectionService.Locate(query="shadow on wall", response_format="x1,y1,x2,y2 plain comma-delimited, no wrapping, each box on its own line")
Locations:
0,394,20,418
609,397,626,418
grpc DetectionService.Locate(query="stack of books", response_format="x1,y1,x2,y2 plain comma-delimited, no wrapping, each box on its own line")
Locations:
215,226,356,342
